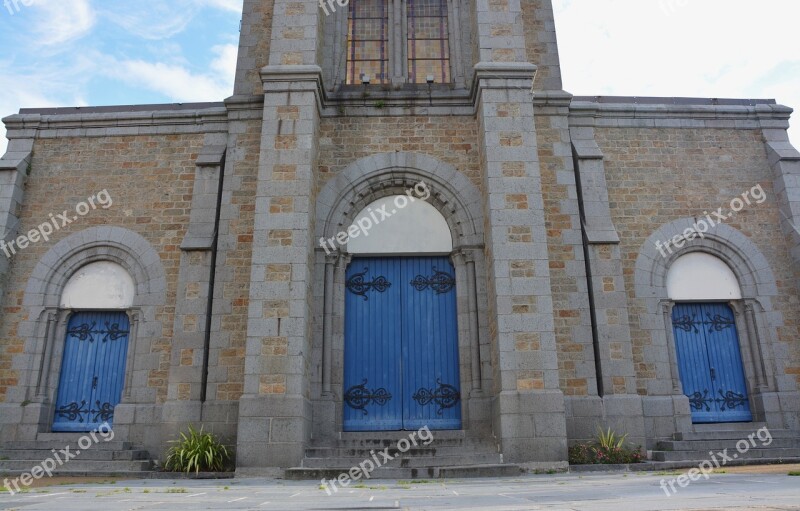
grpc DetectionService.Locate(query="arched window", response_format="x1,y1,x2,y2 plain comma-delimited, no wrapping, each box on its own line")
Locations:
346,195,453,254
666,252,742,300
61,261,135,309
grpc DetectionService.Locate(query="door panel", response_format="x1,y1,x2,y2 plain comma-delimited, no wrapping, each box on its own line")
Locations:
53,312,130,432
672,303,752,423
402,257,462,430
343,256,462,431
343,259,403,431
702,303,752,422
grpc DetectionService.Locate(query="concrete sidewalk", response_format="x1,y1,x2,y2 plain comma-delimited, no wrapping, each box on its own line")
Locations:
1,470,799,510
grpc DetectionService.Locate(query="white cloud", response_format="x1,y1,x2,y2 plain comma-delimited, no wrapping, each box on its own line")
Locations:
552,0,800,145
107,44,237,101
29,0,96,45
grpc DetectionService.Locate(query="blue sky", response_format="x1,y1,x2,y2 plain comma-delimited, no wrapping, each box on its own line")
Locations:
0,0,798,155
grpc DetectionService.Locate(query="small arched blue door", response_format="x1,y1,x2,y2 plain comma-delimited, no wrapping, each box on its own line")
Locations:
672,303,752,423
343,256,462,431
53,312,130,432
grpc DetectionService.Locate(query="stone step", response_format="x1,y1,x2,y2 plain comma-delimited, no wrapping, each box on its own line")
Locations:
305,445,497,458
285,463,523,481
0,440,132,451
0,448,149,461
690,423,769,433
319,438,492,450
337,431,466,441
673,429,796,442
652,447,800,462
658,438,800,451
301,452,502,469
0,459,152,473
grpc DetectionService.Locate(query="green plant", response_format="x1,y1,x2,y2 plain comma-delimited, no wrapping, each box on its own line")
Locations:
373,100,386,109
163,426,230,474
789,471,800,476
568,427,644,465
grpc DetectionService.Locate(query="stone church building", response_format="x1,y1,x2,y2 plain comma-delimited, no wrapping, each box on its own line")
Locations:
0,0,798,475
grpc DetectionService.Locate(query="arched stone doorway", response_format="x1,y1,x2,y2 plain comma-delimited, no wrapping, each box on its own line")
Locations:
667,253,752,423
53,262,135,431
341,195,461,431
311,152,490,439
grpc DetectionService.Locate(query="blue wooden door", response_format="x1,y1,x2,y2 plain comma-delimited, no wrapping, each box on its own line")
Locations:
672,303,752,423
343,257,462,431
53,312,130,432
343,259,403,431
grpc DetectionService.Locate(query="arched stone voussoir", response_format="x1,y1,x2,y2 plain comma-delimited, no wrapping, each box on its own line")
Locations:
315,152,484,249
23,226,167,308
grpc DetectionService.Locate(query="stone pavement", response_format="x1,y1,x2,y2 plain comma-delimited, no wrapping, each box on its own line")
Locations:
1,471,799,510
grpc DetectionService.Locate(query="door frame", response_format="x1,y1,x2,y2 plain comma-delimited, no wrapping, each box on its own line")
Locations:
341,255,463,431
664,299,772,423
41,308,140,432
319,248,487,435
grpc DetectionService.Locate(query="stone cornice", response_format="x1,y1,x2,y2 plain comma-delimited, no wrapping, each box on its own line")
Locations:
570,98,792,130
2,104,229,140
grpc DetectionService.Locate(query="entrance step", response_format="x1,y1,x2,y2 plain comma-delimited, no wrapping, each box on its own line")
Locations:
287,433,514,480
301,452,502,469
285,463,524,480
650,427,800,464
0,434,153,476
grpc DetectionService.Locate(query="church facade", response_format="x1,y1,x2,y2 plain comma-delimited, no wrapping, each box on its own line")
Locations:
0,0,798,473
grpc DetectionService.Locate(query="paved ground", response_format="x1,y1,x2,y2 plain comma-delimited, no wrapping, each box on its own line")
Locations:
1,470,799,510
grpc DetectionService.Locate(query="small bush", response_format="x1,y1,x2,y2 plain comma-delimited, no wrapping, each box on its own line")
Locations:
568,428,644,465
164,425,231,473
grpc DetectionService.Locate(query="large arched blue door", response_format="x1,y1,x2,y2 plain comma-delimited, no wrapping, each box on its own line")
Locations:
53,312,130,432
672,303,752,423
343,256,462,431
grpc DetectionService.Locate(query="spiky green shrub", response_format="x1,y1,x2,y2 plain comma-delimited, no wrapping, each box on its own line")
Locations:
164,425,231,473
568,427,644,465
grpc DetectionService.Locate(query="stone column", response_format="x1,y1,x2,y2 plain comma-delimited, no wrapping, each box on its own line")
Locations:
236,0,322,472
475,60,566,463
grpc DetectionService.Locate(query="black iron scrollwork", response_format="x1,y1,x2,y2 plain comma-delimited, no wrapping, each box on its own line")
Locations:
103,322,130,342
56,401,89,422
687,390,711,411
66,323,96,341
412,379,461,415
343,379,392,415
686,389,747,412
673,313,735,334
716,389,747,411
345,268,392,301
66,321,129,342
410,267,456,294
56,400,115,423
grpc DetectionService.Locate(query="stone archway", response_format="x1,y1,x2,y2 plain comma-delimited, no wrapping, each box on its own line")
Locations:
312,152,490,439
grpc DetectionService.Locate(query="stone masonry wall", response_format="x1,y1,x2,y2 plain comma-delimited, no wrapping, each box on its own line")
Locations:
318,116,481,191
0,134,203,404
596,127,800,393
